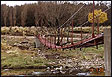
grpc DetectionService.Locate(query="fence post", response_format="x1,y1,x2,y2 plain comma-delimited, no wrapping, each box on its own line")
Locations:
104,28,111,76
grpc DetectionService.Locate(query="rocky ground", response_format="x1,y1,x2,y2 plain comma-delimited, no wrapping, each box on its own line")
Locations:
1,34,105,76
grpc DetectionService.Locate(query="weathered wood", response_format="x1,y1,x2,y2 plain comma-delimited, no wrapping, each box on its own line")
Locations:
104,28,111,76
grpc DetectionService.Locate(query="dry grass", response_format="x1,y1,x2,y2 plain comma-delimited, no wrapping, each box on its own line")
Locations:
1,26,111,36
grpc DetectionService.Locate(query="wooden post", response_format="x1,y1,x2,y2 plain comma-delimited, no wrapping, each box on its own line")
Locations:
67,27,69,43
71,19,74,44
55,31,56,49
81,26,82,43
92,0,95,38
104,28,111,76
97,19,99,34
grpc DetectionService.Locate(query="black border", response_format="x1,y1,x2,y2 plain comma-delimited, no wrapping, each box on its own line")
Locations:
0,0,111,77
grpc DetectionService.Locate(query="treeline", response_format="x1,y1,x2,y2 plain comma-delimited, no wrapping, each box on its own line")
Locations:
1,1,111,27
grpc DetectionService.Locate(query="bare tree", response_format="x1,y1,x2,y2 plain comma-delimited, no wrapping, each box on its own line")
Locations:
8,7,13,34
2,4,9,26
1,2,111,27
9,7,13,26
34,4,40,26
21,4,28,37
21,4,28,26
13,7,17,26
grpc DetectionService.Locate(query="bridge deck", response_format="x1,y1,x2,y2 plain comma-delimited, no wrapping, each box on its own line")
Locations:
37,33,104,49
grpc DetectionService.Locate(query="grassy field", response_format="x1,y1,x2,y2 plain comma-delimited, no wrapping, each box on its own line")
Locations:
1,26,106,76
1,44,49,69
1,35,104,69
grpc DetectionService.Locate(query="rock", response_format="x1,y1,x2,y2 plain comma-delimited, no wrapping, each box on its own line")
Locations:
47,67,50,70
51,69,55,72
56,56,59,59
52,70,60,74
67,59,72,63
76,72,90,76
32,72,45,75
52,62,55,64
55,66,63,70
31,57,34,59
3,69,9,71
38,50,41,52
60,70,66,74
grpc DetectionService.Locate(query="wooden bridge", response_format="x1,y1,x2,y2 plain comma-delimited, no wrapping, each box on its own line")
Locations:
35,1,109,49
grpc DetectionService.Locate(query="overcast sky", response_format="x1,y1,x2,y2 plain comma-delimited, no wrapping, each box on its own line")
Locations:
1,1,111,6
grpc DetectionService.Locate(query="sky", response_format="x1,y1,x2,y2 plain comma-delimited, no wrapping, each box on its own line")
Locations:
1,1,111,6
1,1,38,6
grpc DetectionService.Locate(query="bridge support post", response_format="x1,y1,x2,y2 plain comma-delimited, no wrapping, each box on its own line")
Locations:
104,28,111,76
35,36,41,48
92,0,95,38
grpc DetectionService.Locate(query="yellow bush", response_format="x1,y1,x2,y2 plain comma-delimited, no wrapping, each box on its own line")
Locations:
88,9,108,23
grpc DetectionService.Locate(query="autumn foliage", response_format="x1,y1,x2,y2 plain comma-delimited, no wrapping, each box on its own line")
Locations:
88,9,108,23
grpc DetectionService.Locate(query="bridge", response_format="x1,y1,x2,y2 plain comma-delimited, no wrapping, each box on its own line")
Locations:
37,33,104,49
35,1,110,49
